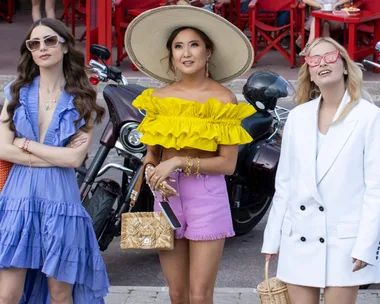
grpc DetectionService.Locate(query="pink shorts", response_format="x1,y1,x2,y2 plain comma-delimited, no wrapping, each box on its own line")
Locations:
154,172,235,241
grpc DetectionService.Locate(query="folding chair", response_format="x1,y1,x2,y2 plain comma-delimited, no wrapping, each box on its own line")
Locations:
249,0,298,67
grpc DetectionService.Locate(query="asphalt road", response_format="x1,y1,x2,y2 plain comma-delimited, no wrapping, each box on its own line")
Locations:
101,214,272,288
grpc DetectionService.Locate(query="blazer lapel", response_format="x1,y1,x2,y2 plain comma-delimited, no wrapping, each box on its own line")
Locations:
316,91,358,184
302,97,322,204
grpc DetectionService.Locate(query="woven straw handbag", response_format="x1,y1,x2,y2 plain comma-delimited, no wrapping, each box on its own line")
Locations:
121,211,174,250
257,260,291,304
120,164,174,250
0,160,12,193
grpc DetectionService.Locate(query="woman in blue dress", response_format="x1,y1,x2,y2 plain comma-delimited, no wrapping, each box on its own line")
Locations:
0,18,109,303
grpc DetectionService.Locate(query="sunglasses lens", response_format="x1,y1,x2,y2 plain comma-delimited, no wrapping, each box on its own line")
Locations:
45,35,59,47
26,40,40,51
324,51,339,63
305,56,321,67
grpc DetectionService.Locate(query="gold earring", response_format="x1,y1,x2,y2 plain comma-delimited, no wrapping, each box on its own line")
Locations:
206,60,209,78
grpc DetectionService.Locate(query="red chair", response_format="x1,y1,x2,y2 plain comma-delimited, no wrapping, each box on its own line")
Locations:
114,0,166,68
71,0,87,41
356,0,380,47
249,0,298,67
0,0,14,23
215,0,277,32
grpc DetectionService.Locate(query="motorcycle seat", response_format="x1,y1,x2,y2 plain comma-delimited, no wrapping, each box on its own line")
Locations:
241,111,273,140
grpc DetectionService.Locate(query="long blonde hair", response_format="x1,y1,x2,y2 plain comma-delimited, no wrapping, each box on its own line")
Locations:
295,37,371,122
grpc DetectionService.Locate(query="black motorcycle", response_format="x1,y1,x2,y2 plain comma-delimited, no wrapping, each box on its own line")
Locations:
78,44,292,251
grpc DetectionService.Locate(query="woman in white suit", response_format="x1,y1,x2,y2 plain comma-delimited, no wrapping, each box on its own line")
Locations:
262,37,380,304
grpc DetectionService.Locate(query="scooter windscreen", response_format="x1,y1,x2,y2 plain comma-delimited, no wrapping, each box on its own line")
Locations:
243,71,295,112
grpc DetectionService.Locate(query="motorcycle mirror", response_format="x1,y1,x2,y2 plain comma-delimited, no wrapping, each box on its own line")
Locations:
90,44,111,61
376,41,380,53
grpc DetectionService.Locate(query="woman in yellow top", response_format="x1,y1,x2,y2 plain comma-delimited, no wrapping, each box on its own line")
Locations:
125,6,255,304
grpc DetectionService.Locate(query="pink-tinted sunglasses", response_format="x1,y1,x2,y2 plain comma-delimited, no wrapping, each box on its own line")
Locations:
305,50,341,67
26,34,66,52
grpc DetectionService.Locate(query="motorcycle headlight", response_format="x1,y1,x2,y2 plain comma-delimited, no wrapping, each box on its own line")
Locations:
119,122,146,153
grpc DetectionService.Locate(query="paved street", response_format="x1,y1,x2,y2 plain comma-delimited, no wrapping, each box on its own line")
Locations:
105,287,380,304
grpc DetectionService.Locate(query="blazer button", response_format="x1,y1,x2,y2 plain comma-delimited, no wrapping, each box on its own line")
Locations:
377,251,379,255
319,238,325,243
319,206,324,212
300,205,306,211
301,237,306,242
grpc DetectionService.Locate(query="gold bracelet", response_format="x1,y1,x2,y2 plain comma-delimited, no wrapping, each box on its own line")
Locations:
184,156,193,178
194,157,200,178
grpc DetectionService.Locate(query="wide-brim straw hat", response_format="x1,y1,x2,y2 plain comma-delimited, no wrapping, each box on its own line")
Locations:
124,5,254,83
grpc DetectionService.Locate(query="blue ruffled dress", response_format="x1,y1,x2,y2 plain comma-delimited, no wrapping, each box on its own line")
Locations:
0,76,110,303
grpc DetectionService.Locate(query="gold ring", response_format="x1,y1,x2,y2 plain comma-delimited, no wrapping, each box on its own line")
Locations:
159,182,166,190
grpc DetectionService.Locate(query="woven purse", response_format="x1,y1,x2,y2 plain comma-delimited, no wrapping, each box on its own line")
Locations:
120,164,174,250
257,260,291,304
0,160,12,193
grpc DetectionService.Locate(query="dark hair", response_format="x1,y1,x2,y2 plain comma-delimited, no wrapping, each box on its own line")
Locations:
165,26,214,78
6,18,104,132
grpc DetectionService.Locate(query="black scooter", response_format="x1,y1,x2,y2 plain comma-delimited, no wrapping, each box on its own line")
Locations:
78,44,291,251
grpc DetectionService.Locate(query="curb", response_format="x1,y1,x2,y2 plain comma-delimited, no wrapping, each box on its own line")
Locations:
109,286,259,294
108,286,380,296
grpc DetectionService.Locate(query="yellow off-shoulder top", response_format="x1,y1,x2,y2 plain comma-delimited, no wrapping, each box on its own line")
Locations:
132,88,256,152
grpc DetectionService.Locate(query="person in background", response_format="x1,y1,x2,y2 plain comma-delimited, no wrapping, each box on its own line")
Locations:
31,0,56,22
299,0,350,56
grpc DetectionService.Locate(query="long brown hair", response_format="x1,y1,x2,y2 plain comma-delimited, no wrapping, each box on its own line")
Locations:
296,37,371,122
165,26,214,80
6,18,104,131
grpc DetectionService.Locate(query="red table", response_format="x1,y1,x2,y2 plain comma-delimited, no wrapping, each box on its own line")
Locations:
312,10,380,64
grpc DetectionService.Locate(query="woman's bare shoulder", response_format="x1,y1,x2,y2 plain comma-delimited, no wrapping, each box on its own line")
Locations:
209,82,237,105
151,85,175,98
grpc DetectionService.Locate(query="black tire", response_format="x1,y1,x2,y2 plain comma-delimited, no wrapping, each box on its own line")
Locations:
83,182,117,239
232,193,272,235
359,284,371,290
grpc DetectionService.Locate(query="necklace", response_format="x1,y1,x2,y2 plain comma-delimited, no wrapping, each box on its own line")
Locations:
39,83,65,94
42,88,62,111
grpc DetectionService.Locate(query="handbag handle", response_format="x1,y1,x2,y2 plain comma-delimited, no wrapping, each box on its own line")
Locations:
128,163,148,212
265,259,275,303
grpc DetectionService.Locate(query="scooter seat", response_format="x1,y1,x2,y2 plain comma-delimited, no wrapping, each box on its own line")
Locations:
241,111,273,140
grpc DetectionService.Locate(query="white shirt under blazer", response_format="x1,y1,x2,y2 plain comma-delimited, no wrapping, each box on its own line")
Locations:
262,91,380,287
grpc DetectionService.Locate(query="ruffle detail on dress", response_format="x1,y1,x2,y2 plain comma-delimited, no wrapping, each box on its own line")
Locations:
11,83,38,141
132,89,255,151
0,196,109,302
4,80,14,101
52,93,86,146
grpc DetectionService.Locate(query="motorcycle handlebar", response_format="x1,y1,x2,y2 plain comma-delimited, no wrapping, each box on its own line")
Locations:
363,59,380,69
89,59,128,85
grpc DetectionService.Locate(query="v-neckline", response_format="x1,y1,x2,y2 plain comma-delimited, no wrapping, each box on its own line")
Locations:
31,76,66,144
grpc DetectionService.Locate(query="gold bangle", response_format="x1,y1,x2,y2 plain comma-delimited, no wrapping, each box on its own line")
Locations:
194,157,200,178
184,156,193,178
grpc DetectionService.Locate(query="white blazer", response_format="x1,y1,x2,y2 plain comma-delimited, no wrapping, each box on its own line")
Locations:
262,91,380,287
